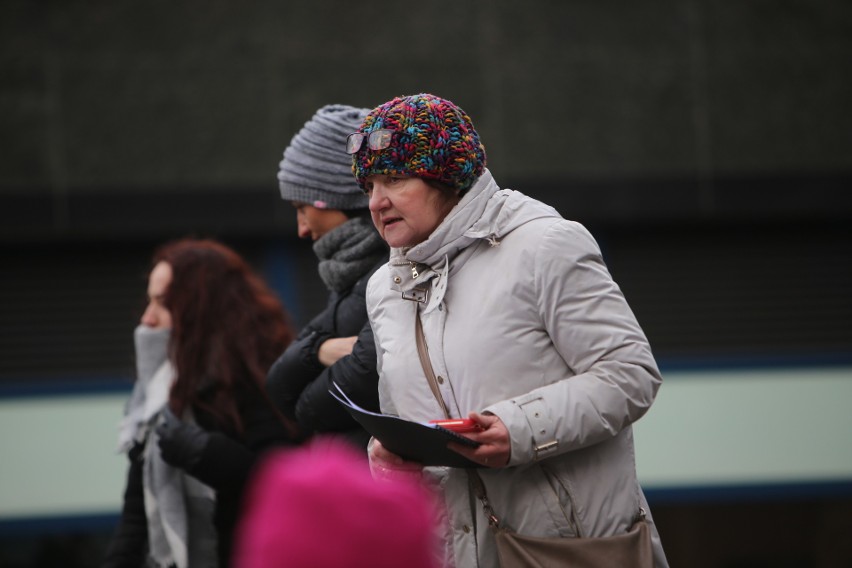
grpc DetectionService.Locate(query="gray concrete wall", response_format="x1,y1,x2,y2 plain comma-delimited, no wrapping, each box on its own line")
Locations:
2,0,850,239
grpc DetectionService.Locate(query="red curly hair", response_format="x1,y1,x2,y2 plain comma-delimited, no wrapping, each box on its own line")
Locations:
152,238,296,437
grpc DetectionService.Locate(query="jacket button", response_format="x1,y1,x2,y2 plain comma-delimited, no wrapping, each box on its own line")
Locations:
463,525,471,533
393,276,401,283
437,376,444,384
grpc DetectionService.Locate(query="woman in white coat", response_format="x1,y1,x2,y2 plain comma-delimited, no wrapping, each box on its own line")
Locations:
349,93,669,568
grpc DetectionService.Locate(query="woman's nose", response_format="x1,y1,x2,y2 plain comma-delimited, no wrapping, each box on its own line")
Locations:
297,219,311,239
140,304,157,327
296,212,311,239
369,187,387,211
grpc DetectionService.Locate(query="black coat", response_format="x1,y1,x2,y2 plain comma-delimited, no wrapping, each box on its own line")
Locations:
266,257,385,449
102,443,147,568
191,389,295,567
102,388,294,568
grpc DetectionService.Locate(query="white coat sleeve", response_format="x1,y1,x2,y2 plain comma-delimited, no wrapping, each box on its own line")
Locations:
485,220,663,464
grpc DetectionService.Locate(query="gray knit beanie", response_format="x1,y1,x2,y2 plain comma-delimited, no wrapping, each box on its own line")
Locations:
277,104,370,210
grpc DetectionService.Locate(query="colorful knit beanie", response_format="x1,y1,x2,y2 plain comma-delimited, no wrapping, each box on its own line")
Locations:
351,93,487,193
279,104,371,210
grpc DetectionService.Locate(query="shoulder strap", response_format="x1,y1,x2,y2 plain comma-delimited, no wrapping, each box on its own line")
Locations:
414,310,451,419
414,310,501,525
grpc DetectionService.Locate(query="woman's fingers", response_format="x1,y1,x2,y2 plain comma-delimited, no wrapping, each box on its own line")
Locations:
447,412,511,467
368,438,425,482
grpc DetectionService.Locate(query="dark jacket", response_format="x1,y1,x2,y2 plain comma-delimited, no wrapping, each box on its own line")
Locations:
192,388,294,567
266,256,384,449
102,443,148,568
102,387,294,568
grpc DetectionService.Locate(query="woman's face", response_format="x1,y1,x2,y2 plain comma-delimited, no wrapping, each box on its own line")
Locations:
140,261,173,329
367,175,460,248
293,202,349,241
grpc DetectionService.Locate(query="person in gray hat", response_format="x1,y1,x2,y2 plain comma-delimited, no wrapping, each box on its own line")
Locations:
266,104,388,451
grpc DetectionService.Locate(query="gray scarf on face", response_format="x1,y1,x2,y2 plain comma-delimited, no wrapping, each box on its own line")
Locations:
118,325,172,452
313,216,388,293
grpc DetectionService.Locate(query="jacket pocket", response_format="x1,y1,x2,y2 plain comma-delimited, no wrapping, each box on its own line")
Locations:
530,463,581,538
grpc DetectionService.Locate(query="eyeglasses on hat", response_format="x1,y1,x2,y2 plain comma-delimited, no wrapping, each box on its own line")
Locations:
345,129,395,154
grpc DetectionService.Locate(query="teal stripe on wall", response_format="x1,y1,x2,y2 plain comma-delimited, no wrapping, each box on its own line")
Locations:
1,366,851,521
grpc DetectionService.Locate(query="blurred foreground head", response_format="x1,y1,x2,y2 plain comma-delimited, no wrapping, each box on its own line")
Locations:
234,439,440,568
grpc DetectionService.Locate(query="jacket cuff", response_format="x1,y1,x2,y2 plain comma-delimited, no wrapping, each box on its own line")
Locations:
303,330,334,369
485,395,559,466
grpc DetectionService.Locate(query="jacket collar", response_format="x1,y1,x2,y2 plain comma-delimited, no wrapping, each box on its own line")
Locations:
386,169,561,305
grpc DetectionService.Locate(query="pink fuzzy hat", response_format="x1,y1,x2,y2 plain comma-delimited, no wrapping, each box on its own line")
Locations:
234,439,441,568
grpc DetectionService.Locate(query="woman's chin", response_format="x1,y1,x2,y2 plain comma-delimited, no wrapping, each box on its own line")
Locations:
382,226,410,248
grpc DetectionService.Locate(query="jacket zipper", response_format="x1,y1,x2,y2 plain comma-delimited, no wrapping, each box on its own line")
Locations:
388,258,420,280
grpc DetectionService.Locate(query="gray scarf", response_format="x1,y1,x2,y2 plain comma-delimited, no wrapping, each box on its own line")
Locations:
313,216,387,292
144,410,217,568
119,325,171,452
119,325,217,568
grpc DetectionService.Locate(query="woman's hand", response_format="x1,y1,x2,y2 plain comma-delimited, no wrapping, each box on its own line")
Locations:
317,336,358,367
155,407,210,471
448,412,511,468
368,438,424,483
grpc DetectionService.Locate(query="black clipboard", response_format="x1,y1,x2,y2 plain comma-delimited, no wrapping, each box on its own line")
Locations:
329,382,480,468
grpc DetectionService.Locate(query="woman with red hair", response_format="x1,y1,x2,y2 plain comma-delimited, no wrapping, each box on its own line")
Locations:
103,238,299,568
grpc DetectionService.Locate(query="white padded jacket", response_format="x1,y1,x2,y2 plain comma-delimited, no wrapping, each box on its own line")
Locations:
367,169,669,568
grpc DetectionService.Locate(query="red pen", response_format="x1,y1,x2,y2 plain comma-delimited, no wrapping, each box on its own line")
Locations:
429,418,482,433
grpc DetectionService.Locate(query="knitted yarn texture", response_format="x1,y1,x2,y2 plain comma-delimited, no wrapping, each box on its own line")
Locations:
352,93,486,193
313,216,387,293
279,104,371,210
